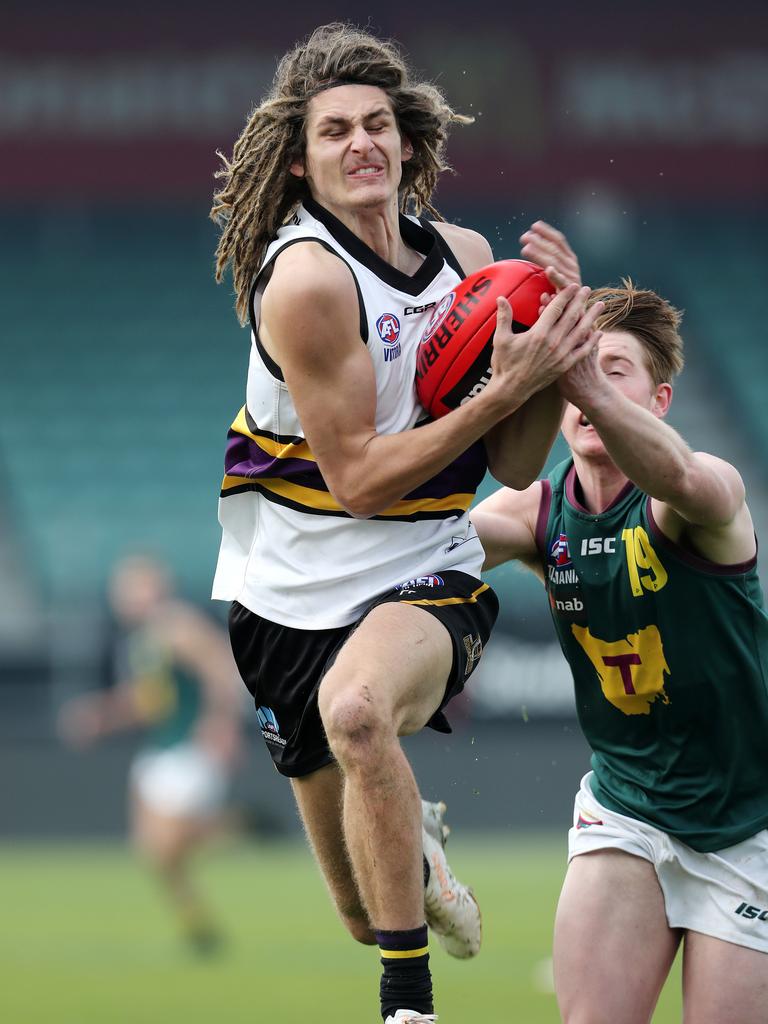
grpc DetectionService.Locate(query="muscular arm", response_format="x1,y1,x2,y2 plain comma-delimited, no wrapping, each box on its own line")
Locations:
471,481,544,576
261,243,589,518
566,361,756,563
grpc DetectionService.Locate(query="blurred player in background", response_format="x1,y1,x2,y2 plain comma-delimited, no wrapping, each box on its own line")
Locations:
209,22,602,1023
58,555,243,953
473,267,768,1023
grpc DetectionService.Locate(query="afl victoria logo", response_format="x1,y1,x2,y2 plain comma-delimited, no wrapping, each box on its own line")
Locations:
420,291,455,343
376,313,401,345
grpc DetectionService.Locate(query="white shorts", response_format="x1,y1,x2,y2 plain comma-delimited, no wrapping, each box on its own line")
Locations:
130,743,228,818
569,772,768,954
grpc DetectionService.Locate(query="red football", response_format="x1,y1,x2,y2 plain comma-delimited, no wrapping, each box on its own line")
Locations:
415,260,555,418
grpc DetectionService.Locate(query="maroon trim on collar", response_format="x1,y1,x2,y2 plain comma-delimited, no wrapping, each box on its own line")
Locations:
535,479,552,561
645,497,758,576
565,464,635,515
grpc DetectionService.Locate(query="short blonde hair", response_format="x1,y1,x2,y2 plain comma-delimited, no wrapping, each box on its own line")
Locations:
589,279,684,385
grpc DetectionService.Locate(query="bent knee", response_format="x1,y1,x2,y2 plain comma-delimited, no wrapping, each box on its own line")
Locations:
318,684,394,760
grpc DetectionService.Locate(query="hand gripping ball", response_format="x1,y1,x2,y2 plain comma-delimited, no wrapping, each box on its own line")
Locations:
415,260,555,418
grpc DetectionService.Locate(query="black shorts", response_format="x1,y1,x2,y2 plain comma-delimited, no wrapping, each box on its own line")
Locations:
229,570,498,778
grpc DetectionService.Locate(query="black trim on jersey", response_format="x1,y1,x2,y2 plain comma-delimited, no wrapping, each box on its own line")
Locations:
248,238,368,382
418,218,467,279
304,198,445,297
242,408,305,447
219,479,469,523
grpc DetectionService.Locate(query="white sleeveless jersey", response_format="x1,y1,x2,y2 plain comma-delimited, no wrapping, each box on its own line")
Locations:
212,199,487,628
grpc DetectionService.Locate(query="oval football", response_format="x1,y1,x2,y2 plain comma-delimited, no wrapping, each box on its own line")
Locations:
415,259,554,417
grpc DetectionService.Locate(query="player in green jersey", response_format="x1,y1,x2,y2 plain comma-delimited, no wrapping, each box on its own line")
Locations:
58,555,244,952
472,261,768,1023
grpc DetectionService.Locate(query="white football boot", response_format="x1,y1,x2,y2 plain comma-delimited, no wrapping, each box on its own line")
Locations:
421,799,481,958
384,1012,438,1023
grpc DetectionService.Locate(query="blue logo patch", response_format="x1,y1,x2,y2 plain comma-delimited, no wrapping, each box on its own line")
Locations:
376,313,402,362
377,313,400,343
256,706,287,746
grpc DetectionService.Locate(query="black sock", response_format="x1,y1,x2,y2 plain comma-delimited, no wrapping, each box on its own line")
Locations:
376,924,432,1020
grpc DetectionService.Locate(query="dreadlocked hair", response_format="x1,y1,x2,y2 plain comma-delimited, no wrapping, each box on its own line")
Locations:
588,277,685,385
210,22,473,324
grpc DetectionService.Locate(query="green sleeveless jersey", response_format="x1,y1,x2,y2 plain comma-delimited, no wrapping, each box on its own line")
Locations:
124,627,202,751
538,458,768,852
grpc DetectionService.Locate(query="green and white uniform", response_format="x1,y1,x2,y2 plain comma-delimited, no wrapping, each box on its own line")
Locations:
125,628,227,817
537,459,768,950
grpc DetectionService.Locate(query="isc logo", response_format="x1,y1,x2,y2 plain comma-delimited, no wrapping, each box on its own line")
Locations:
735,902,768,922
581,537,616,556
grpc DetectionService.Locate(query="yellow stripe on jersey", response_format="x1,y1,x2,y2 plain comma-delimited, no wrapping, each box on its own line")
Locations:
379,946,429,959
230,406,315,462
399,582,490,607
221,474,474,518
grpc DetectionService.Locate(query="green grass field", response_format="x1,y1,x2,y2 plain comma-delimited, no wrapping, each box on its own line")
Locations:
0,837,683,1023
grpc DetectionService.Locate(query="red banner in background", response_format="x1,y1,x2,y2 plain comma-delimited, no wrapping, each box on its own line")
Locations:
2,3,766,201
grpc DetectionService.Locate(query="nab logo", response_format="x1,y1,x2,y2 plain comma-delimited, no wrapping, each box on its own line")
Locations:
420,291,455,343
550,533,572,567
376,313,402,362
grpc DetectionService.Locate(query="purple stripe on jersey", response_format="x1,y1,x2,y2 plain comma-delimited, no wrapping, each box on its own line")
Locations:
645,497,758,575
401,440,487,501
225,432,486,502
224,432,327,489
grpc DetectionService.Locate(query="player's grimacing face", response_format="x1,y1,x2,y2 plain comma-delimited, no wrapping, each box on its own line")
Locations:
290,85,413,214
562,330,671,457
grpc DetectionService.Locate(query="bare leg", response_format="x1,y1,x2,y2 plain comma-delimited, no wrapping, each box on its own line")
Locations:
291,763,375,944
131,789,223,946
553,849,682,1024
682,931,768,1024
317,603,453,932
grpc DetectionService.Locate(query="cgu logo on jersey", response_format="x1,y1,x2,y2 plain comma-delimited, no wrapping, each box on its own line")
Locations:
547,532,588,624
256,706,287,747
376,313,402,361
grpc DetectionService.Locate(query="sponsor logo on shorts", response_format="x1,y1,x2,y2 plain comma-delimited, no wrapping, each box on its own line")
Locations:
398,574,445,590
376,313,402,362
256,706,287,747
463,633,483,676
734,902,768,922
576,813,604,829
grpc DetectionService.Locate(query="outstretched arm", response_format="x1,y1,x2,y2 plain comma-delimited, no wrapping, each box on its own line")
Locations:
560,347,756,564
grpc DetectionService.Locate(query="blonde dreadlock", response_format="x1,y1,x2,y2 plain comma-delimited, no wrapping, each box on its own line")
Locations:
210,23,472,324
